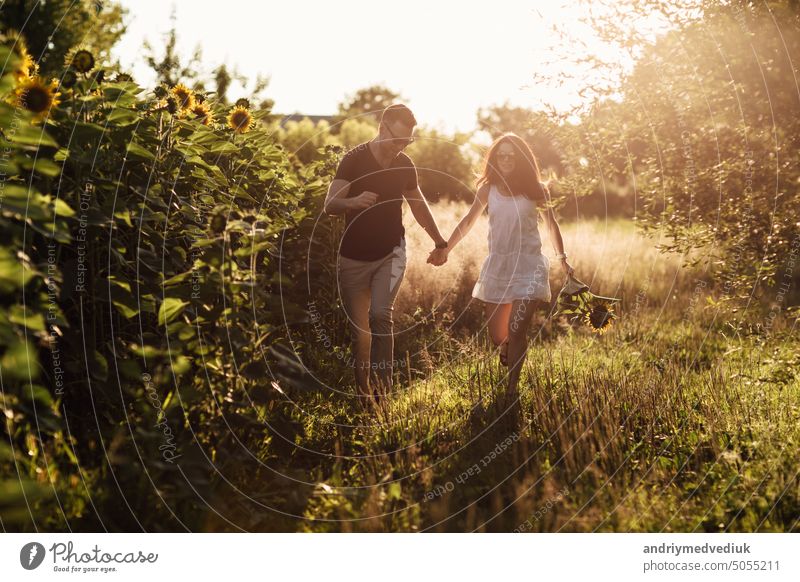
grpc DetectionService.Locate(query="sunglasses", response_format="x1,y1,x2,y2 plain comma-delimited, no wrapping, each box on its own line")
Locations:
497,152,517,161
382,123,415,148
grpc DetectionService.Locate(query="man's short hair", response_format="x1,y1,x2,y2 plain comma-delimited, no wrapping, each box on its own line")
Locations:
380,104,417,128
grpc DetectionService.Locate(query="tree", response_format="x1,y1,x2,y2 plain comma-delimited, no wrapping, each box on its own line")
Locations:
406,129,476,202
543,0,800,298
0,0,127,77
477,104,565,175
143,13,273,110
142,10,203,88
336,118,376,149
277,117,335,164
210,62,273,109
336,84,402,126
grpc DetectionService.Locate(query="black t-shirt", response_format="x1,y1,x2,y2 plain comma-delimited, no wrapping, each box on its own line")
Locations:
333,142,418,261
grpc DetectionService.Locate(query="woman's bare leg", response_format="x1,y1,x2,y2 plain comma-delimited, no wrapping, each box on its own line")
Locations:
484,302,512,350
506,299,544,395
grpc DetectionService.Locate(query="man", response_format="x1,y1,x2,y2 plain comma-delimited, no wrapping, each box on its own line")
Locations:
324,104,447,402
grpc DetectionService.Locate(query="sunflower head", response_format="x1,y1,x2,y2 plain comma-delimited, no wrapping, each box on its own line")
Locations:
170,83,195,110
60,68,78,89
14,43,39,83
191,101,212,125
14,75,60,120
210,210,227,234
586,302,615,334
165,97,178,115
227,105,252,134
234,97,250,109
114,73,133,83
68,48,95,74
4,31,36,81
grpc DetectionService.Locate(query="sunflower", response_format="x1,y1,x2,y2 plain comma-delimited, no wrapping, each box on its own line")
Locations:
227,105,252,134
556,273,620,334
234,97,250,109
585,302,615,334
170,83,195,110
14,75,60,119
5,32,36,81
60,68,78,89
114,73,133,83
191,101,212,125
67,48,95,74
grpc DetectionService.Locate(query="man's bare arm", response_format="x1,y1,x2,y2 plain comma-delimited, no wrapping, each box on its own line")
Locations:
403,186,446,246
324,179,377,216
324,179,352,215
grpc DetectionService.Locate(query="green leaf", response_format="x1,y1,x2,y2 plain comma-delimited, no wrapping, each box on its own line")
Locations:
0,247,34,293
90,351,108,381
0,156,19,175
53,198,75,217
0,339,39,381
2,183,38,199
112,300,139,319
171,355,191,376
387,482,402,501
25,384,54,407
7,124,59,148
114,210,133,227
0,441,14,462
107,107,139,126
19,157,61,177
126,141,155,161
0,480,52,524
8,305,46,332
163,271,192,287
158,298,188,325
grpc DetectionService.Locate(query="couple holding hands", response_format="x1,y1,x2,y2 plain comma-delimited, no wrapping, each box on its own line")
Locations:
324,104,574,404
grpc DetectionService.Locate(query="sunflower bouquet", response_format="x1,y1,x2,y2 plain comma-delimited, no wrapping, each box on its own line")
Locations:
555,274,620,334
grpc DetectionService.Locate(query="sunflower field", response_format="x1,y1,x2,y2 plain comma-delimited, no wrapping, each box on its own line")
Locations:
0,33,336,530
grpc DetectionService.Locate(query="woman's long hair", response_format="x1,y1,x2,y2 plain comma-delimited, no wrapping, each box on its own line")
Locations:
476,132,547,203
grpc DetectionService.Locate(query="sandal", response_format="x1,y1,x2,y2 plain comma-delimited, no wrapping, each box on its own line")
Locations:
499,340,509,367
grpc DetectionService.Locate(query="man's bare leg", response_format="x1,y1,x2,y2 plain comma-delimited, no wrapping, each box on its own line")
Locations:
338,259,374,403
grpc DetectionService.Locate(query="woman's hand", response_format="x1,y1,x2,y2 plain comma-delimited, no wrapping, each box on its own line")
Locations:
561,258,575,277
427,247,449,266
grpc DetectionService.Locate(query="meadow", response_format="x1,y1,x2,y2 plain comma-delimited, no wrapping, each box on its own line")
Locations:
212,209,800,532
2,1,799,533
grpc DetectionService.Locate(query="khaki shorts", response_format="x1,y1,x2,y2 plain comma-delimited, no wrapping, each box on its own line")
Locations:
337,240,407,387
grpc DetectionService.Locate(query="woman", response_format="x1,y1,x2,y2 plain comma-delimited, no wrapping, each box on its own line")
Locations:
428,133,574,395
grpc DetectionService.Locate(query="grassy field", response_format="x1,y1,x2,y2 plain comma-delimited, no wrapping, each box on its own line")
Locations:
213,206,800,532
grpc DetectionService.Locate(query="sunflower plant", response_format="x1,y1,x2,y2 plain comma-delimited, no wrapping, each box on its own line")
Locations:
0,34,331,531
555,274,620,334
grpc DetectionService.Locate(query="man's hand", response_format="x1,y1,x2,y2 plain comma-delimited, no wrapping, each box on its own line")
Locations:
348,191,379,211
427,247,449,267
561,258,575,277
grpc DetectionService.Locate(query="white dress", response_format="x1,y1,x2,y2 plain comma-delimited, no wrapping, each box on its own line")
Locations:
471,184,552,304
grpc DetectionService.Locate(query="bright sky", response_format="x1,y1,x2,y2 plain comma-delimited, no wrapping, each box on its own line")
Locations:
111,0,664,131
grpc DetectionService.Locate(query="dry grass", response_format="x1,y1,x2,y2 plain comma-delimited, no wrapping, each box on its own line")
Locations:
398,201,701,318
226,201,799,533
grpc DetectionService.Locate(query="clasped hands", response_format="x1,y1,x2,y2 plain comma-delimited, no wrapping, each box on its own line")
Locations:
426,244,449,267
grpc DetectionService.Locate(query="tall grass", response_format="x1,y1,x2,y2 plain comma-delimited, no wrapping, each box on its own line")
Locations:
216,212,799,532
399,201,702,321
